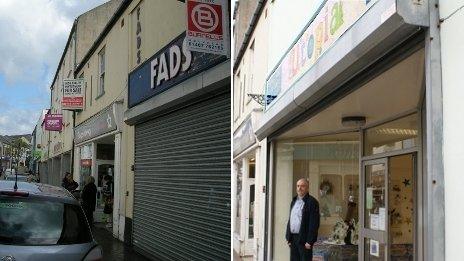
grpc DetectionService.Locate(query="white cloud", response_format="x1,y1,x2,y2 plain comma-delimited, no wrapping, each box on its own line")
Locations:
0,108,41,135
0,0,110,135
0,0,109,86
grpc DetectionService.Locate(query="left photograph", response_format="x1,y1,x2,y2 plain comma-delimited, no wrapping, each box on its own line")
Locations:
0,1,231,261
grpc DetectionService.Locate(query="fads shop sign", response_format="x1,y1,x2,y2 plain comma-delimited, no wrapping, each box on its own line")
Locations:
186,0,229,56
128,32,226,108
265,0,378,108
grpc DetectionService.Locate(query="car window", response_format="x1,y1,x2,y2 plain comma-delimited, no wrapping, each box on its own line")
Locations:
0,198,92,245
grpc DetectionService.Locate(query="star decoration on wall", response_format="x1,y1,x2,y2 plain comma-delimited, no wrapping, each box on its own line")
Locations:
405,217,412,225
403,179,411,187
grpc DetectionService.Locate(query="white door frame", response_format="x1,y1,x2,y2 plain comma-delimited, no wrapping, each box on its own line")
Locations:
113,133,124,240
244,157,256,256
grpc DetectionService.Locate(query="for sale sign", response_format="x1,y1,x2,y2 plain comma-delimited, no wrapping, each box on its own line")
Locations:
44,114,63,131
186,0,229,56
62,79,84,110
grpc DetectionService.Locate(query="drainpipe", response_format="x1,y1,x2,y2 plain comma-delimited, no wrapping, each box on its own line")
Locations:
71,111,76,176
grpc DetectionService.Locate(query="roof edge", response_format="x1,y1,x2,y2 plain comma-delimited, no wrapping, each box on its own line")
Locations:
233,0,267,72
75,0,132,76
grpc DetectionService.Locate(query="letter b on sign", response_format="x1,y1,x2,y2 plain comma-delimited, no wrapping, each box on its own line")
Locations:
187,1,223,35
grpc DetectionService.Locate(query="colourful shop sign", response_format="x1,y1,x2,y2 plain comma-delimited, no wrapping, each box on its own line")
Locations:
265,0,377,108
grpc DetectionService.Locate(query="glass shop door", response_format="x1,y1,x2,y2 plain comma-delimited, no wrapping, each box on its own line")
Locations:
361,158,389,261
360,154,416,261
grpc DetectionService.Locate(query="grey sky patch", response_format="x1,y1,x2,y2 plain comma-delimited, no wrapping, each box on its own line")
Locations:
0,0,109,86
0,108,40,135
0,0,109,135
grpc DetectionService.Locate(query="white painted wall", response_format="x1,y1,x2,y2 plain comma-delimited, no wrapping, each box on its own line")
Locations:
439,0,464,259
267,0,324,73
272,142,294,261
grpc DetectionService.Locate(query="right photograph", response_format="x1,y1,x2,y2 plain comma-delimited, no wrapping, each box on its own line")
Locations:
232,0,454,260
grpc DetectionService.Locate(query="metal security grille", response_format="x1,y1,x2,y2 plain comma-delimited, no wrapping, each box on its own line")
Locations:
133,92,230,261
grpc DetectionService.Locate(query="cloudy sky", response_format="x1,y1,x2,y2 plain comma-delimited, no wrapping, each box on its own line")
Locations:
0,0,109,135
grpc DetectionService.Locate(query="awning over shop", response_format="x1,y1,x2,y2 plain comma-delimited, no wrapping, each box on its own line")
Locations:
255,0,428,140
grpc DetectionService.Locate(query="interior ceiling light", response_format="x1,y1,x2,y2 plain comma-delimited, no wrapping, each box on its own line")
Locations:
375,128,418,136
341,116,366,128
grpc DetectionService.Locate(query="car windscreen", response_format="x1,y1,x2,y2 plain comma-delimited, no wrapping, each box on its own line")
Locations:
0,198,92,245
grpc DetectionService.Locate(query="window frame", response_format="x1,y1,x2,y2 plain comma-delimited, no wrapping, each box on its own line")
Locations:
97,47,106,99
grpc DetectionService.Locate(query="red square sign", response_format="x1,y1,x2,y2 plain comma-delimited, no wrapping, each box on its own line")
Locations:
187,1,223,37
186,0,229,55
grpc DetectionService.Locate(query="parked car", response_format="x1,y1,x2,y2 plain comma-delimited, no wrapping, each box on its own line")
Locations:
0,181,103,261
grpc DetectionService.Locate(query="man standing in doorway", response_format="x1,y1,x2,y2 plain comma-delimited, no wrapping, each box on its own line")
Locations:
286,178,320,261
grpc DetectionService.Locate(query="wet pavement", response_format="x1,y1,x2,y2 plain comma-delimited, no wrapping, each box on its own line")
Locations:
92,224,152,261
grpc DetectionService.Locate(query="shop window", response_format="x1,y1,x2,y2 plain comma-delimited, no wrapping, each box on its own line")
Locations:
365,163,386,231
78,72,85,111
388,154,415,260
97,47,105,98
273,132,360,260
97,144,115,160
365,238,386,260
241,76,246,113
234,70,241,122
247,40,255,104
248,184,255,239
247,159,256,240
79,144,93,189
364,113,418,156
249,159,255,178
90,76,93,106
234,161,243,235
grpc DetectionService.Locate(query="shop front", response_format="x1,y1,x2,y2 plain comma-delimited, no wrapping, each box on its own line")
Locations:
51,154,61,186
48,141,72,187
233,115,262,259
253,1,440,260
74,103,123,237
38,160,48,184
125,32,230,260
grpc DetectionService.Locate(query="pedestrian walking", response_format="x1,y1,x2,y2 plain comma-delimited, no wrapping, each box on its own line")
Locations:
62,172,78,192
81,175,97,228
102,175,114,227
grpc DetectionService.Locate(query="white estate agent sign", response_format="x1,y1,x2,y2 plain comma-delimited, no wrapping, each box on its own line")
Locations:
62,79,84,110
186,0,229,56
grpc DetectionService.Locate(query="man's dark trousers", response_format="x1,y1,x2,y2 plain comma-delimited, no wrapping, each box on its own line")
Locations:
290,234,312,261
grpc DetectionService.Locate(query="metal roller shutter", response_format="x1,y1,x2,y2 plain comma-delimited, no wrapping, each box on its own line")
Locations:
133,92,230,261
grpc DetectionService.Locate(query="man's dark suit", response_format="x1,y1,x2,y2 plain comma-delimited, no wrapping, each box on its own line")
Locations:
285,193,320,261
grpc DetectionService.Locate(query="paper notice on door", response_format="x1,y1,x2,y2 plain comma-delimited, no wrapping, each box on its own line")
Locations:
379,207,386,231
370,214,379,230
370,239,380,257
366,187,373,209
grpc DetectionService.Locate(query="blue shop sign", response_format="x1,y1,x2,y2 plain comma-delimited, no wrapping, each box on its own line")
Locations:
128,32,226,108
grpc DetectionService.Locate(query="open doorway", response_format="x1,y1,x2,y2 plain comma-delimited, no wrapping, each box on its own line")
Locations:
94,135,115,232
